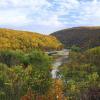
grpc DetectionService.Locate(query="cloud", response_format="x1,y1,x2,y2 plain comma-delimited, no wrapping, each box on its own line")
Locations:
72,0,100,25
0,9,32,26
0,0,50,8
0,0,100,34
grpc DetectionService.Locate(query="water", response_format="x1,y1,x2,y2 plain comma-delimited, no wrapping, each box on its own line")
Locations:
51,49,69,79
51,62,62,78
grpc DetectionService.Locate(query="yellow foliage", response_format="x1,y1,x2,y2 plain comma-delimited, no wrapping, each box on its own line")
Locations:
0,28,63,51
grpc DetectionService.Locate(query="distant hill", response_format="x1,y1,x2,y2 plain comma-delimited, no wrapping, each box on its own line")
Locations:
0,28,62,51
51,26,100,49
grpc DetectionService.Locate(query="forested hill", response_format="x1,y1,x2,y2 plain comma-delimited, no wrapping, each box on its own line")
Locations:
0,28,63,51
51,26,100,49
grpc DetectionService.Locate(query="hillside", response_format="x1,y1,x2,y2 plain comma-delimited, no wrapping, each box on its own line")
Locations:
51,26,100,49
0,28,62,51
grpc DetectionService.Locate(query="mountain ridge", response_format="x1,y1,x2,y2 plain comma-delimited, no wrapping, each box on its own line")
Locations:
51,26,100,49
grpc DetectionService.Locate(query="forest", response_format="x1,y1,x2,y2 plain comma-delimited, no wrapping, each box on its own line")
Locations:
51,26,100,49
0,28,100,100
0,28,63,51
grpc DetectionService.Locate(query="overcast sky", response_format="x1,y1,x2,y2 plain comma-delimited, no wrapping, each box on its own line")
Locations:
0,0,100,34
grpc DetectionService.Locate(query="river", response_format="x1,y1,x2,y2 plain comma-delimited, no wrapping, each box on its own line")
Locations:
51,49,69,78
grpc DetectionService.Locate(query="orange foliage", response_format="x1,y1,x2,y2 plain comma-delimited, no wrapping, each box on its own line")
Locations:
21,79,67,100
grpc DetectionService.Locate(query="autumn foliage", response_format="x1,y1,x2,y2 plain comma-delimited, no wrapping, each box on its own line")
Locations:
0,28,63,51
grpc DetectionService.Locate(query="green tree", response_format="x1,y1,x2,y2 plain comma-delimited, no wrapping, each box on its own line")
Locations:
26,50,52,95
70,45,81,52
60,47,100,99
0,50,53,99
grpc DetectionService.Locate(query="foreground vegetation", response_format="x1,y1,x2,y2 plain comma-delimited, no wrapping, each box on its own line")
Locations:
60,46,100,100
0,50,52,100
0,46,100,100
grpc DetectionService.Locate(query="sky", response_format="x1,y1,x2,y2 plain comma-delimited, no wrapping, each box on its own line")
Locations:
0,0,100,34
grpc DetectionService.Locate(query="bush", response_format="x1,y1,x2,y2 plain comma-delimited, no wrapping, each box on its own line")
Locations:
60,47,100,99
0,50,24,67
26,50,52,94
70,45,81,52
0,49,52,99
85,46,100,67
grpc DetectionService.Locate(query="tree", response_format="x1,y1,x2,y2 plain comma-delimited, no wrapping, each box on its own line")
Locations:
70,45,81,52
26,50,52,95
0,28,62,51
60,47,100,99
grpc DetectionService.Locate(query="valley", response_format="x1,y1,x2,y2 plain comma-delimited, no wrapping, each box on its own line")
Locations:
0,27,100,100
